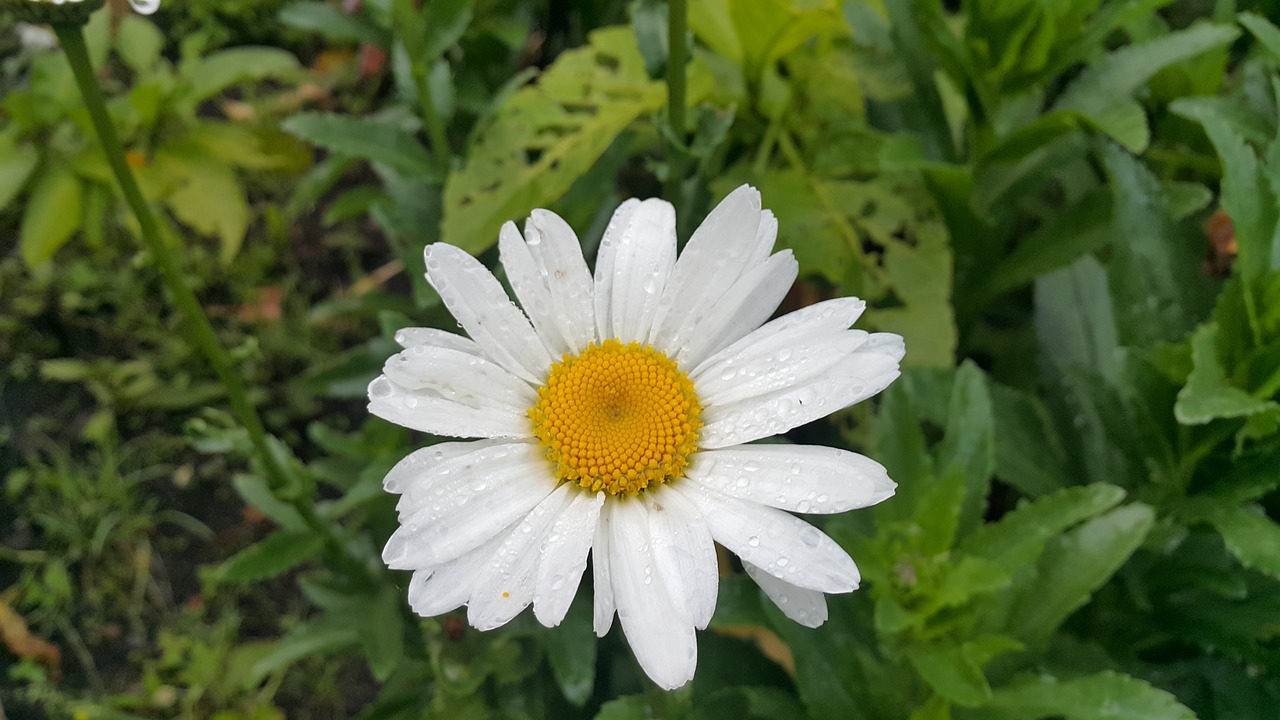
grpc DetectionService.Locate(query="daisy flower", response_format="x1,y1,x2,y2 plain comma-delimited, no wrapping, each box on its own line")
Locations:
370,186,904,689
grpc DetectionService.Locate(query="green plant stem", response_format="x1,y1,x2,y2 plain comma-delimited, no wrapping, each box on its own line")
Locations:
53,24,372,583
664,0,688,204
418,72,452,173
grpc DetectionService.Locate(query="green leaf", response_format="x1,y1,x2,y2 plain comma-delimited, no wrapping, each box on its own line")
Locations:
181,47,302,106
1006,504,1154,644
1035,255,1120,381
163,157,251,263
906,642,991,707
248,615,361,683
20,165,82,267
595,696,658,720
1175,323,1279,424
938,361,995,540
695,687,808,720
1206,504,1280,580
544,597,596,706
1239,12,1280,60
989,671,1196,720
283,112,439,179
1054,23,1240,116
989,383,1072,497
1172,97,1280,280
213,530,325,583
278,2,391,46
960,484,1126,572
231,474,308,532
1101,144,1205,347
442,27,667,253
872,384,932,523
359,585,405,682
422,0,475,61
116,15,164,72
0,142,38,212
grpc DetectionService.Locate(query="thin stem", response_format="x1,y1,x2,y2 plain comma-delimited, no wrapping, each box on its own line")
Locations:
53,24,373,583
664,0,688,204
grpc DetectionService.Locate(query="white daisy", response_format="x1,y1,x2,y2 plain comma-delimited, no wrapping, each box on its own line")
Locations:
370,186,904,689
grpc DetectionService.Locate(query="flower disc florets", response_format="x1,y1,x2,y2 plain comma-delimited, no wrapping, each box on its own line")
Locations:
529,339,702,496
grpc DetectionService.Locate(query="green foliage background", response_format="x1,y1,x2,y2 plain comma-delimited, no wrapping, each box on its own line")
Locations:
3,0,1280,718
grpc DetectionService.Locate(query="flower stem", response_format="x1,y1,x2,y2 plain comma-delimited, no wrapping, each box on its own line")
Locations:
664,0,688,204
53,23,373,582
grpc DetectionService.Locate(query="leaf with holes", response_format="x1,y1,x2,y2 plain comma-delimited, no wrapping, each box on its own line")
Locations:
441,27,668,253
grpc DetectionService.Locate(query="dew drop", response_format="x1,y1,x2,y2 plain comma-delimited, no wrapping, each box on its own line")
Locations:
747,535,761,547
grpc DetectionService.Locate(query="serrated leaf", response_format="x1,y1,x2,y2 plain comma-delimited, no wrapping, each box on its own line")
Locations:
939,361,995,540
442,26,667,252
960,484,1126,572
164,158,250,263
214,530,324,583
1206,504,1280,579
1006,504,1154,644
1035,255,1120,381
181,47,302,105
989,671,1196,720
359,585,405,682
1175,323,1279,424
989,383,1072,496
283,112,439,179
906,642,990,707
20,165,82,267
1054,23,1239,116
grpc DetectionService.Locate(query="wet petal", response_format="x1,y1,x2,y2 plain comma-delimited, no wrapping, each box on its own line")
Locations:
743,561,828,628
380,344,536,410
672,250,797,368
647,485,718,629
592,505,615,637
685,445,895,514
425,243,553,383
594,199,677,343
368,375,529,438
534,490,605,627
405,533,505,617
677,483,859,593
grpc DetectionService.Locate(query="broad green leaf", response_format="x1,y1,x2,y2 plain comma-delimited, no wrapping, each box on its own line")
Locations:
1206,504,1280,579
1087,99,1150,152
0,142,38,212
1239,12,1280,60
116,15,164,72
960,484,1126,572
442,27,668,252
1101,145,1205,347
422,0,475,61
278,1,391,46
1172,97,1280,279
906,642,990,707
1007,504,1154,644
989,671,1196,720
20,165,82,267
1054,23,1239,116
939,361,995,540
989,383,1072,497
544,598,596,706
212,530,324,583
248,615,361,683
1035,255,1120,381
231,474,308,532
163,158,251,263
359,585,405,682
1175,323,1278,424
283,112,438,179
694,687,808,720
181,47,302,106
872,384,932,523
596,696,657,720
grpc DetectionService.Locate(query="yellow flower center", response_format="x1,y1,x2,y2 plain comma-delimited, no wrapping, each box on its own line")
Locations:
529,339,702,496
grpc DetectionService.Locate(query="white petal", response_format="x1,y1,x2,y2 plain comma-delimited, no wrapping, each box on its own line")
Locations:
592,505,615,636
672,250,797,368
500,221,569,356
743,561,828,628
529,210,598,351
648,185,766,351
698,332,904,449
594,199,677,343
394,327,481,353
468,484,576,630
692,297,868,379
368,375,529,438
534,490,605,627
694,330,868,407
646,486,718,629
406,533,504,617
685,445,896,514
677,482,860,593
609,500,698,690
382,438,508,496
382,443,556,569
380,344,536,411
425,243,553,383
